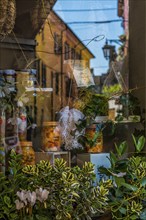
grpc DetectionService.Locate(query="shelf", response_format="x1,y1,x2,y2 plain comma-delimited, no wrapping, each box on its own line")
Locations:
35,151,71,166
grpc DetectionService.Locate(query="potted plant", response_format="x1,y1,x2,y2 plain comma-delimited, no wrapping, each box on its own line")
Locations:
102,84,123,121
0,150,112,220
73,86,109,152
74,86,109,124
99,134,146,219
115,92,141,122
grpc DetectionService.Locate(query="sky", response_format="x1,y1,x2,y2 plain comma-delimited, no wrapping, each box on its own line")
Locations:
53,0,124,76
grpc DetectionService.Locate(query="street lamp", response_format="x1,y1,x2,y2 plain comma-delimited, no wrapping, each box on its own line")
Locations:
102,40,116,61
102,38,128,61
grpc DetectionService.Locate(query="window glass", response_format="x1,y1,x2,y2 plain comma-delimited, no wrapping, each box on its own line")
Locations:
0,0,145,173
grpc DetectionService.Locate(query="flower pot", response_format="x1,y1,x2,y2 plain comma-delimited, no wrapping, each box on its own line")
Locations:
85,124,103,153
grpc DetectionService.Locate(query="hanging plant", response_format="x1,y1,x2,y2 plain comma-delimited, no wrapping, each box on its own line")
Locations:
30,0,57,32
0,0,16,40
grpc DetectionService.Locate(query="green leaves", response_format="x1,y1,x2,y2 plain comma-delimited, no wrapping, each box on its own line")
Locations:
115,141,128,157
114,177,125,188
99,135,146,220
121,183,138,192
0,151,113,220
4,196,12,208
132,134,145,152
141,177,146,187
110,151,117,167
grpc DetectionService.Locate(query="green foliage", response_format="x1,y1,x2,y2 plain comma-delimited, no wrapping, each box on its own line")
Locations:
0,151,112,220
0,150,23,220
118,93,140,118
99,135,146,219
75,86,109,120
102,84,122,98
132,134,146,153
82,130,102,149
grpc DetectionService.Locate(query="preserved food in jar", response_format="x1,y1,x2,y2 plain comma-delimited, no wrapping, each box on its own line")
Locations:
42,122,61,151
20,141,35,165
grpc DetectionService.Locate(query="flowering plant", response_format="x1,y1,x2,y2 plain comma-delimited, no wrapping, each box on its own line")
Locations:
57,106,85,150
0,150,112,220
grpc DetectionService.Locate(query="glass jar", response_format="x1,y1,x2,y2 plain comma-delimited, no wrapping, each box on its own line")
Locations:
20,141,35,165
42,121,61,151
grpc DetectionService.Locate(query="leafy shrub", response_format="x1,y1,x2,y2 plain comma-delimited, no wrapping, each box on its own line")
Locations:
0,150,112,220
99,135,146,220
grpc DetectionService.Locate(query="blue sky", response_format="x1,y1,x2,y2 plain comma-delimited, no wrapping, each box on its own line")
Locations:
53,0,123,76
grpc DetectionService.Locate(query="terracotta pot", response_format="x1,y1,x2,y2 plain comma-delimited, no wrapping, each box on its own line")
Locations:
85,124,103,153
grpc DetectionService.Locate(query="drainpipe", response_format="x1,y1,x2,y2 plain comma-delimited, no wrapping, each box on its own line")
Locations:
60,25,67,108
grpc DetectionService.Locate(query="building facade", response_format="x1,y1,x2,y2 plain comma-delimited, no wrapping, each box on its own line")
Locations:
35,11,94,123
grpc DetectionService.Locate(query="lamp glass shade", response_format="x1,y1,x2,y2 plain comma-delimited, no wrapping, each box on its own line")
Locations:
102,44,116,60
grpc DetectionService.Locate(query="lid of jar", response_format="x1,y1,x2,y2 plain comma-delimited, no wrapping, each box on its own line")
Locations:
16,71,29,75
43,121,58,126
4,70,15,75
20,141,32,147
16,69,37,75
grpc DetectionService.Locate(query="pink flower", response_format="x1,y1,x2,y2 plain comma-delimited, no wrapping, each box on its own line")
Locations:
36,188,49,202
27,191,36,206
17,190,27,202
15,200,24,210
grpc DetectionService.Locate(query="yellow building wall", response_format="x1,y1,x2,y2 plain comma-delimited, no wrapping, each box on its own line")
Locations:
35,11,94,123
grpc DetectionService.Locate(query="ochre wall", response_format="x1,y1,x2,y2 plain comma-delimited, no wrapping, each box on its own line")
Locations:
35,11,94,122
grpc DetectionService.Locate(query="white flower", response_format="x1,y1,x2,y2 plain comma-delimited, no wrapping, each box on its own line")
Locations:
17,100,23,107
15,199,24,210
17,190,27,202
36,188,49,202
27,191,36,206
